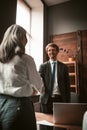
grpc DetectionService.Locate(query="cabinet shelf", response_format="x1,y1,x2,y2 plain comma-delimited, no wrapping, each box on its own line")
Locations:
69,73,76,76
71,85,76,88
63,61,78,93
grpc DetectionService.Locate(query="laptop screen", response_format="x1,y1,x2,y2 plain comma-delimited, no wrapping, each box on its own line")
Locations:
53,103,87,125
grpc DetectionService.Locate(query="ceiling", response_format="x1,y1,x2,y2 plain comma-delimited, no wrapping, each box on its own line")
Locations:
24,0,70,8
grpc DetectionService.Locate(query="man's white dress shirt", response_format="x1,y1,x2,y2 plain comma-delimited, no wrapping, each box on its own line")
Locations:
50,60,60,95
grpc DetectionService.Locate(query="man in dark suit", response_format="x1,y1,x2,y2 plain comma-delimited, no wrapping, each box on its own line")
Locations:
39,43,71,114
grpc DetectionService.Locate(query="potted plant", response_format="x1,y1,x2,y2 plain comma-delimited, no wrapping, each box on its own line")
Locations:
59,48,77,62
66,49,76,61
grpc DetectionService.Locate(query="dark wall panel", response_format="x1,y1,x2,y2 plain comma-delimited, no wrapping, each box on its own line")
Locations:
0,0,17,43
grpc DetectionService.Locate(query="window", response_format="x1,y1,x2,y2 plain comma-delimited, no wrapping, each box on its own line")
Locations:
16,0,43,70
16,0,31,54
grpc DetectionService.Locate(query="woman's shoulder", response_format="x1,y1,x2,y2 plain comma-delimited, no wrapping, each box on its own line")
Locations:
9,54,34,66
22,54,33,60
22,54,34,62
22,54,36,66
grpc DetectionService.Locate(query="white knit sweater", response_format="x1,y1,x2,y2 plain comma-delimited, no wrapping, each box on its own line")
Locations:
0,54,42,97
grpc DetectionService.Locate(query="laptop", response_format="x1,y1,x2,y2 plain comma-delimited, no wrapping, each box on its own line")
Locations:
53,103,87,125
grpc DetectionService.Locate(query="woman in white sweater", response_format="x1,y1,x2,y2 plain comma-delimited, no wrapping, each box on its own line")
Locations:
0,24,42,130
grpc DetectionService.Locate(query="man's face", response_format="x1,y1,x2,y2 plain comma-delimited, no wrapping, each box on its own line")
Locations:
47,46,58,60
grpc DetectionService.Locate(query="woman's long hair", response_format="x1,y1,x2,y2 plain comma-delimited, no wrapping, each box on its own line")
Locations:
0,24,27,63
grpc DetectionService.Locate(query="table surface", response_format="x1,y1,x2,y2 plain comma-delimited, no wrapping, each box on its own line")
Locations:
35,112,82,130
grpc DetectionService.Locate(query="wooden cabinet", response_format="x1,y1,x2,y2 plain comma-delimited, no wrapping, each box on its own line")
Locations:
50,30,87,101
63,61,78,94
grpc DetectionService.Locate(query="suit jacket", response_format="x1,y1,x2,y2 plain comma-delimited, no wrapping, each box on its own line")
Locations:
39,60,71,104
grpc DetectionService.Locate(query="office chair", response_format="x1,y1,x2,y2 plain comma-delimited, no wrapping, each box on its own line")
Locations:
82,111,87,130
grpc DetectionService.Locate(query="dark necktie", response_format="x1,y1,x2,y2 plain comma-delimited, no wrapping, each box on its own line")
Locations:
51,62,56,95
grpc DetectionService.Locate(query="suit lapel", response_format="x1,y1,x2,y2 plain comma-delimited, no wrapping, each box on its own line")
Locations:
57,61,61,83
47,61,51,79
46,61,52,90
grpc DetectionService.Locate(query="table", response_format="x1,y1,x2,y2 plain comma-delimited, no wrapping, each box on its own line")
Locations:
35,112,82,130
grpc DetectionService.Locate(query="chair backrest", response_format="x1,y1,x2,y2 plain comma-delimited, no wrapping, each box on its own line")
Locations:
82,111,87,130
